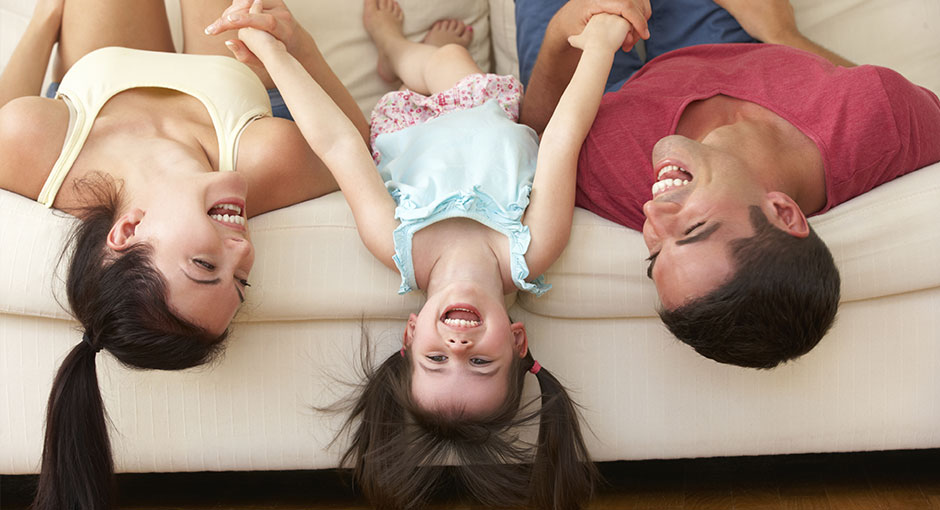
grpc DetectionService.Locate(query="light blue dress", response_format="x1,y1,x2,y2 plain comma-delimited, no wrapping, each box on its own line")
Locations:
375,99,550,296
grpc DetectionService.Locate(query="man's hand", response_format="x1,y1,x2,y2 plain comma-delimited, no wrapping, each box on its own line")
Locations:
568,14,631,54
555,0,651,53
713,0,799,45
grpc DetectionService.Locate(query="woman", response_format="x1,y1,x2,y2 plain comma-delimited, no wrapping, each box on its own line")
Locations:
0,0,366,508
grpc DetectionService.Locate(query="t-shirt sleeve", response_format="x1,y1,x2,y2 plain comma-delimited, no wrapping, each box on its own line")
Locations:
877,67,940,174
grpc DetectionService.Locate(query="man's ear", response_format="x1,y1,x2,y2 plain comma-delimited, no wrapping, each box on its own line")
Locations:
511,322,528,358
402,313,418,348
763,192,809,238
106,208,145,251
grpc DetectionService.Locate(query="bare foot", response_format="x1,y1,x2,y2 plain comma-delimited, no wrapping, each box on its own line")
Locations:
421,19,474,48
363,0,405,83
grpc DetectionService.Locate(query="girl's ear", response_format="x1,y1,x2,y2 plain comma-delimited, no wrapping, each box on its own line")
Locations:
511,322,528,357
762,191,810,238
106,208,145,251
402,313,418,348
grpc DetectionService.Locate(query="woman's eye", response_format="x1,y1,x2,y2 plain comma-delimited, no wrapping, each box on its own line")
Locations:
237,278,251,287
470,358,491,366
427,355,447,363
193,259,216,271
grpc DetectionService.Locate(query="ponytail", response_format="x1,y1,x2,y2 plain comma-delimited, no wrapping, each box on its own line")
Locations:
34,340,113,510
32,175,225,510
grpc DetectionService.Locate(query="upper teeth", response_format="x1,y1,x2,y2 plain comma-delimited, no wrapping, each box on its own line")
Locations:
652,165,691,196
443,308,480,327
210,213,246,226
652,178,690,196
443,318,480,327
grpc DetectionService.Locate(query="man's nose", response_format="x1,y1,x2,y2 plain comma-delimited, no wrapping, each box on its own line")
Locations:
643,199,681,236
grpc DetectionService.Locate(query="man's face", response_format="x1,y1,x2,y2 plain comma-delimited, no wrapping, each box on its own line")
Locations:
642,134,764,309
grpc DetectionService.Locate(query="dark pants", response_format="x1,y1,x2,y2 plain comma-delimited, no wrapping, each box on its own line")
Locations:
515,0,758,93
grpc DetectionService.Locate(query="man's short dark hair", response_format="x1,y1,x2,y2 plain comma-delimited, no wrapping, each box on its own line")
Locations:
659,205,840,369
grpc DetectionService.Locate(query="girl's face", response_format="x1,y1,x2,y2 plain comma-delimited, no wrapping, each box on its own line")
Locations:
108,169,255,336
404,282,528,418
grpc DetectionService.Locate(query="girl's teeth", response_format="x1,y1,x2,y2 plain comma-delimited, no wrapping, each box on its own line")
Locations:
443,318,481,327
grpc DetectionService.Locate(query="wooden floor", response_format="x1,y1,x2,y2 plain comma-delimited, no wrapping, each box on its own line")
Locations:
2,449,938,509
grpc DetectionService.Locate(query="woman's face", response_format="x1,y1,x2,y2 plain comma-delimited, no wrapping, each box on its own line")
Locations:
111,170,255,336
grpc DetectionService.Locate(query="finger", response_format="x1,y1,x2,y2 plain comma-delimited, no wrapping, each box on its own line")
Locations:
620,6,650,39
249,0,264,15
208,12,279,36
224,39,262,68
205,0,252,34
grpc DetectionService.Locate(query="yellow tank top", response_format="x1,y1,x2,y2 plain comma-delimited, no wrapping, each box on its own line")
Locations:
38,47,271,207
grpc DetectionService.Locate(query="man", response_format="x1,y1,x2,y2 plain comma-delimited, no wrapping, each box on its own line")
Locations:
518,0,940,368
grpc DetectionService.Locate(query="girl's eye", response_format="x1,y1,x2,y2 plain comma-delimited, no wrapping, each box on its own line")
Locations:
194,259,216,271
238,278,251,287
427,355,447,363
470,358,491,366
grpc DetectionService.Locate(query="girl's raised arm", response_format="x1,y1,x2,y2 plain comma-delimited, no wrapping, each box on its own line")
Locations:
523,14,631,278
230,0,399,269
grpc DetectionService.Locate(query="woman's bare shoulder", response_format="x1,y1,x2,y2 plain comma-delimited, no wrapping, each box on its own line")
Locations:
0,96,69,200
236,116,340,216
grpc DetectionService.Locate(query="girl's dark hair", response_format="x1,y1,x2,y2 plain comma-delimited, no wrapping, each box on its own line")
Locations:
336,334,597,509
32,176,226,510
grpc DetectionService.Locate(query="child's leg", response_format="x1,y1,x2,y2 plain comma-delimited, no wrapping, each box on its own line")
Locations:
363,0,478,96
644,0,757,61
53,0,175,80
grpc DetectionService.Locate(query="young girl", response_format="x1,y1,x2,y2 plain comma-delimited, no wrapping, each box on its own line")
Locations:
226,0,634,507
0,0,364,508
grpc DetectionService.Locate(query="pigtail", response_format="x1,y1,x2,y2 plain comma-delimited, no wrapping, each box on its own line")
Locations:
33,339,113,510
524,352,598,510
339,350,418,509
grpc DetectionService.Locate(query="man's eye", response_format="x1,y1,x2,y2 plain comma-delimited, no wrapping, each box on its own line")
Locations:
193,259,216,271
427,355,447,362
684,222,705,235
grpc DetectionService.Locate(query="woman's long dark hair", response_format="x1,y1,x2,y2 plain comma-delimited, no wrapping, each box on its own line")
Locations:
32,176,226,510
335,333,597,509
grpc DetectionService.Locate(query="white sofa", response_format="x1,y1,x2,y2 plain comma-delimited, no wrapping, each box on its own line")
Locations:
1,0,939,475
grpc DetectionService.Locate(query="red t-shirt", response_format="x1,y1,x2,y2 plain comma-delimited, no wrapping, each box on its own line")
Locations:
576,43,940,231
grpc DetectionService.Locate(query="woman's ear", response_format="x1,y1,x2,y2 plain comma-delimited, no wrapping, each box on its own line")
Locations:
402,313,418,348
763,192,809,238
511,322,528,357
106,208,145,251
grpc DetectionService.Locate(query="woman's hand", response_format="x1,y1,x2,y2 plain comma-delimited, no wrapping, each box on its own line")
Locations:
568,13,631,53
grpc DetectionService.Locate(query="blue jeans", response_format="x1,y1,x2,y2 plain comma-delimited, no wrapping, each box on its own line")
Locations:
515,0,757,93
46,82,294,120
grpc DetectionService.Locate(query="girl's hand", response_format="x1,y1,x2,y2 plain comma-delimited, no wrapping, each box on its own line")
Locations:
206,0,304,56
556,0,650,52
567,13,631,53
222,0,286,71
